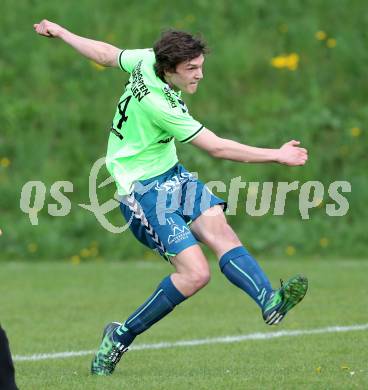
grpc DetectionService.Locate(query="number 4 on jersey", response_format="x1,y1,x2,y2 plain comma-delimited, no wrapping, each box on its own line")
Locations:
112,95,132,140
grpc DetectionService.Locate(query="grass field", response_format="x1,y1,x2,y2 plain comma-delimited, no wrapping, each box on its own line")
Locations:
1,258,367,389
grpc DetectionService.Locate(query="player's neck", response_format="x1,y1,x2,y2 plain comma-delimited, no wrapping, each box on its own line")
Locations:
163,75,180,92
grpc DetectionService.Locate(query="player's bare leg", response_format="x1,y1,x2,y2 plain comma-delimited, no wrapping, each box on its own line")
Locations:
190,205,242,257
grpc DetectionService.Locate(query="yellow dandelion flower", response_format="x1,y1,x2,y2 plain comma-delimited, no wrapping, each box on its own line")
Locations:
319,237,329,248
326,38,336,48
271,53,299,70
350,127,361,137
90,61,106,71
316,367,322,374
80,248,91,258
71,255,81,265
289,53,299,62
286,53,299,71
27,243,38,253
0,158,10,168
271,56,287,69
279,24,288,33
315,31,327,40
341,365,349,370
285,245,296,256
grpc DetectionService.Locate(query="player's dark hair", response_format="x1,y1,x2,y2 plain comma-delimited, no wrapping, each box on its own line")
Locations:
153,29,208,80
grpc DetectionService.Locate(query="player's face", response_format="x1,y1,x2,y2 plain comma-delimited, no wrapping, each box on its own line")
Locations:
165,54,204,94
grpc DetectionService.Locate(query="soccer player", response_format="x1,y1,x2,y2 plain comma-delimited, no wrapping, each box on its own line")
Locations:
34,20,309,376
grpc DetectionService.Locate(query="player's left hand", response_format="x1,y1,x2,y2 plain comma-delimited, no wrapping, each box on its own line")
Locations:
276,140,308,166
33,19,64,38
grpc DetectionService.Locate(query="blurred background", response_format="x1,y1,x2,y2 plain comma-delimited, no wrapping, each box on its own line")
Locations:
1,0,367,262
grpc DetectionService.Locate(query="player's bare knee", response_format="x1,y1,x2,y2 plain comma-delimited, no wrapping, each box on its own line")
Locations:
196,268,211,288
187,267,211,292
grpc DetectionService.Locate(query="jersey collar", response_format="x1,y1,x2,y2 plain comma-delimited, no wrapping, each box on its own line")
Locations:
164,82,182,98
156,72,182,98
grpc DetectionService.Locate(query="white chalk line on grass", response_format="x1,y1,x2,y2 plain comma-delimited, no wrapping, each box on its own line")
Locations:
14,323,368,362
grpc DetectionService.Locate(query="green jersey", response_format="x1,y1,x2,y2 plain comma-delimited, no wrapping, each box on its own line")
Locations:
105,48,204,195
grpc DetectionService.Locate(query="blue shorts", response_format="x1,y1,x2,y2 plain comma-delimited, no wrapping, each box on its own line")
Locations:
120,163,226,261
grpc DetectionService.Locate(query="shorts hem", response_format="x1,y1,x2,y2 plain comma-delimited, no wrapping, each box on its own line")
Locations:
190,201,228,223
165,241,199,259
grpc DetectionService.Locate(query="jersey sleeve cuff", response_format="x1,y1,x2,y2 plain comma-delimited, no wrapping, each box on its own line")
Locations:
118,50,127,72
179,126,204,143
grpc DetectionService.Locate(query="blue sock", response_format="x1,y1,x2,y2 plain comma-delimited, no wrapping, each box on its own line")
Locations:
113,275,186,347
219,246,273,309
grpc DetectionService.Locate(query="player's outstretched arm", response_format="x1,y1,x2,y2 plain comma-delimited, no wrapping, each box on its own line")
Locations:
33,19,121,67
190,128,308,166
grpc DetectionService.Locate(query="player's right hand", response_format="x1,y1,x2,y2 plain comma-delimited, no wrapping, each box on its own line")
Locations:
276,140,308,166
33,20,64,38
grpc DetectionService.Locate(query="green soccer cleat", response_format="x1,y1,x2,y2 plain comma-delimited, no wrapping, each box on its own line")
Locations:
91,321,129,376
262,275,308,325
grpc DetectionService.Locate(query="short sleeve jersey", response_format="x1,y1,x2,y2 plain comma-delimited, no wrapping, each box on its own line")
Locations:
105,48,204,195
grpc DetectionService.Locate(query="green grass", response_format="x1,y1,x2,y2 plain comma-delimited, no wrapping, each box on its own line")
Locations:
1,258,367,389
